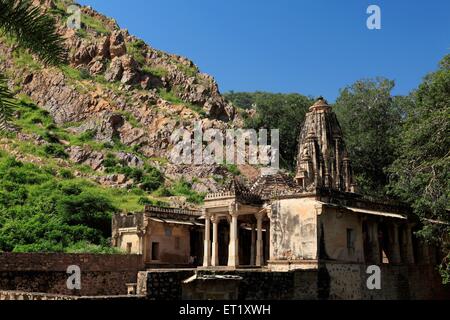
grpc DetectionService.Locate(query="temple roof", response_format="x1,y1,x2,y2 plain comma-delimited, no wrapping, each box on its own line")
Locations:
250,172,301,200
205,177,262,204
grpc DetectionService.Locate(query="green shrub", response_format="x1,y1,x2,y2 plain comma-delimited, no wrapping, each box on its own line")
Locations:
81,14,110,35
168,178,206,204
59,169,74,179
103,153,119,171
137,197,168,207
127,40,146,65
65,241,123,254
78,129,97,142
139,165,163,192
152,186,173,197
224,163,241,175
43,144,67,158
42,131,60,143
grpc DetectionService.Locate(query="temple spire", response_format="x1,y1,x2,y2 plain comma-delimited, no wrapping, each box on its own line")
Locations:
295,97,356,193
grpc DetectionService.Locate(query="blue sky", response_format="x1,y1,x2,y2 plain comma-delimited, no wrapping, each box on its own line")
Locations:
78,0,449,101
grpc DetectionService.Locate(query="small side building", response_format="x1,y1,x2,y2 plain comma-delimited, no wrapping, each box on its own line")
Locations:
112,206,204,268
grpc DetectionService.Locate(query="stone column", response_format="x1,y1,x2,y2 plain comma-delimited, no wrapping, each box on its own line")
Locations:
255,212,264,267
250,224,256,266
371,222,381,264
391,223,401,264
265,223,270,264
203,211,211,267
211,215,219,267
227,205,239,267
138,231,144,255
405,224,415,264
422,242,431,265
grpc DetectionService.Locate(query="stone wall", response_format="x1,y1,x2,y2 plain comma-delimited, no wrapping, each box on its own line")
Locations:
0,253,144,296
137,263,450,300
137,269,194,299
0,290,143,300
323,262,450,300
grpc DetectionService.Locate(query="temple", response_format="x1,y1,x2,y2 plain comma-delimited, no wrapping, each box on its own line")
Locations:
112,97,442,271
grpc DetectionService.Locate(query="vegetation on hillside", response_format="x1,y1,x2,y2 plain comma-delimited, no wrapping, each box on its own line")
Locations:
0,152,117,253
0,0,65,130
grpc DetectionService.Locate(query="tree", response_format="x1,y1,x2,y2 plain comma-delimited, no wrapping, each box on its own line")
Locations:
388,55,450,282
333,78,404,196
0,0,65,130
225,91,313,170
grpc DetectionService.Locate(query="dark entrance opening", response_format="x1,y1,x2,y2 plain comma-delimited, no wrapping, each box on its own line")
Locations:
189,228,203,266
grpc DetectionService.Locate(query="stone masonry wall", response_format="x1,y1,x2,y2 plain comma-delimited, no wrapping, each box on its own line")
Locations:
137,263,450,300
0,253,144,296
323,262,450,300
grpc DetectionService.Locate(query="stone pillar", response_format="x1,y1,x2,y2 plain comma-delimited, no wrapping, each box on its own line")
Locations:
138,231,144,255
265,222,270,264
211,215,219,267
405,224,415,264
203,211,211,267
391,223,401,264
250,224,256,266
255,212,264,267
227,205,239,267
266,206,273,262
371,222,381,264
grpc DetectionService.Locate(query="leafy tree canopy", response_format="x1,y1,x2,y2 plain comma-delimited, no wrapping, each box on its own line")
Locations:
225,91,313,170
333,78,405,197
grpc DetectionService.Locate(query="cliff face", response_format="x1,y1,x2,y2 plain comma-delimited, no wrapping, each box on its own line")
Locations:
0,0,243,208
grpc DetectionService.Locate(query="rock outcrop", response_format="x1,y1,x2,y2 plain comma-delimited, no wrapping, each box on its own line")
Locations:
0,0,245,196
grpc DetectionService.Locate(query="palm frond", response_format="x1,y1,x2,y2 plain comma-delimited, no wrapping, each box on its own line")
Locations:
0,0,66,65
0,73,17,131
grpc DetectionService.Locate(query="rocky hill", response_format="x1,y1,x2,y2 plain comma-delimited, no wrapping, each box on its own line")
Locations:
0,0,248,210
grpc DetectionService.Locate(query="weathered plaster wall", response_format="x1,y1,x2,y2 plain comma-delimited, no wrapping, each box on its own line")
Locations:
319,207,364,262
270,197,318,261
119,232,140,253
146,221,191,265
0,253,144,296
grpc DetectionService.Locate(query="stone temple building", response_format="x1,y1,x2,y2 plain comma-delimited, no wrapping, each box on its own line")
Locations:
112,97,442,272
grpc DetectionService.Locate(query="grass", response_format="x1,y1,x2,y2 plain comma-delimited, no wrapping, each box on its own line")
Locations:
116,111,142,128
13,49,41,71
175,62,199,78
152,178,206,204
143,65,169,79
127,39,146,65
81,14,110,35
224,163,241,175
157,88,207,117
60,65,91,81
158,88,184,104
